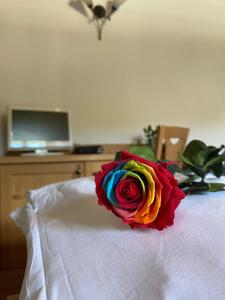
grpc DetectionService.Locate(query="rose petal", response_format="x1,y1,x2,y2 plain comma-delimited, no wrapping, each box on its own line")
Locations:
115,178,142,209
95,151,185,230
103,170,127,205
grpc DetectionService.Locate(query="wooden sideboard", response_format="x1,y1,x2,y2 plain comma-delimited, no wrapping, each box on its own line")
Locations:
0,154,114,270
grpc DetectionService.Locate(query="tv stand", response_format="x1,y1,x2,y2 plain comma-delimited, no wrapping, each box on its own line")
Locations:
20,149,65,156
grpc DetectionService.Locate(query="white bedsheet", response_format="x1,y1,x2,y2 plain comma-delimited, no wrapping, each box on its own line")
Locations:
11,176,225,300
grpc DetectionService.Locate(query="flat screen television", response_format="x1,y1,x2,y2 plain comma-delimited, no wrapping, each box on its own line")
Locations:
7,107,73,154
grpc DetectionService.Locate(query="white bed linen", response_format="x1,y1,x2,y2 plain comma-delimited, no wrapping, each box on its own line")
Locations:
11,176,225,300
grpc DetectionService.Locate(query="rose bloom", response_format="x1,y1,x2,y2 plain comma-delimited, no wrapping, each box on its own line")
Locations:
95,151,185,230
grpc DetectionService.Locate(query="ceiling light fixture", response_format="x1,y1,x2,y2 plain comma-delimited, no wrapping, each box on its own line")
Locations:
77,0,127,40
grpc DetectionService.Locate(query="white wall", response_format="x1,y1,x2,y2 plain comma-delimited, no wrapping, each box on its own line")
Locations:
0,0,225,155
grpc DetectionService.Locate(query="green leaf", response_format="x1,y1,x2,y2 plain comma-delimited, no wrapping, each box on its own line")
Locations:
195,150,209,166
114,151,121,161
180,154,206,178
208,183,225,192
180,154,195,167
207,145,225,160
209,162,224,178
129,145,157,162
183,140,207,157
179,181,209,194
204,150,225,169
183,140,209,166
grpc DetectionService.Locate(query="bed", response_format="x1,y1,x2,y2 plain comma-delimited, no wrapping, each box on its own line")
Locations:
11,175,225,300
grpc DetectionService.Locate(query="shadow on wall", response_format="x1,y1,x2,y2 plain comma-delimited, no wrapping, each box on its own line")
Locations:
0,114,6,156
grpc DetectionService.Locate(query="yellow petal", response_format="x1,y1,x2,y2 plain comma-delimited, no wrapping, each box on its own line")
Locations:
134,163,162,224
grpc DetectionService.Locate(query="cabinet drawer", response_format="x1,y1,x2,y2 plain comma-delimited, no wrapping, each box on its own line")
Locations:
0,162,84,269
85,160,112,177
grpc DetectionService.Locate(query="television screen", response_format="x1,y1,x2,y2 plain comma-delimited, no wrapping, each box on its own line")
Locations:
8,108,72,151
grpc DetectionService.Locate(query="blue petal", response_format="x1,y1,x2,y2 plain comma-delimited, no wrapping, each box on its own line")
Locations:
103,170,127,205
102,162,126,189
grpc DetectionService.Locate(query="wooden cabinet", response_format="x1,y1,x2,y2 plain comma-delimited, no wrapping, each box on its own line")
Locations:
85,161,107,176
0,154,113,270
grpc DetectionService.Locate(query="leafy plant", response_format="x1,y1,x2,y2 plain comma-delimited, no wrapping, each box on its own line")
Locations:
180,140,225,192
125,138,225,193
143,125,157,149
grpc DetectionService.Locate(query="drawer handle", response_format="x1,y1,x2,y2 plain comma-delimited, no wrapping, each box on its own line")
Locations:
12,195,22,200
75,166,83,177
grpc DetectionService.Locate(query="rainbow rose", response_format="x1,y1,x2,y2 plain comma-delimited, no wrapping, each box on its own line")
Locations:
95,151,185,230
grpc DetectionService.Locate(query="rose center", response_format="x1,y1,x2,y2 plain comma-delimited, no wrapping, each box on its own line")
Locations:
122,182,139,199
115,178,143,209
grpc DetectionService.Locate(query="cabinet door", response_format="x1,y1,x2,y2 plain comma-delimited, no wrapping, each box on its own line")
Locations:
85,160,112,177
0,162,84,269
